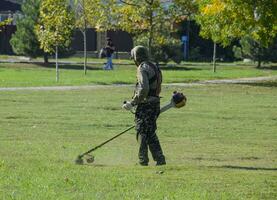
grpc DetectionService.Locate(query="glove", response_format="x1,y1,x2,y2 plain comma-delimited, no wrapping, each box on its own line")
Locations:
122,101,133,111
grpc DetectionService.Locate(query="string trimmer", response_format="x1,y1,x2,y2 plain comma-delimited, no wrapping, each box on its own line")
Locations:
75,91,187,165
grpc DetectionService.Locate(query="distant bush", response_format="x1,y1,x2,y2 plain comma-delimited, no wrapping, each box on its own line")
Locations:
233,36,277,67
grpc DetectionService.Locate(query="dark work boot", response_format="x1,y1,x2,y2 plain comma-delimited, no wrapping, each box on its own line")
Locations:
156,158,166,166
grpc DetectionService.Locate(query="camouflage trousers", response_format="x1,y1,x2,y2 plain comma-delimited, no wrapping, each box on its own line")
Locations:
135,102,166,166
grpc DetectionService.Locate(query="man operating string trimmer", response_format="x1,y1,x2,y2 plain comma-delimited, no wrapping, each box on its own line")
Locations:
122,45,167,166
75,45,186,166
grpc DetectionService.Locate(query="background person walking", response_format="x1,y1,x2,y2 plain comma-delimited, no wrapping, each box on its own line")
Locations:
103,37,115,70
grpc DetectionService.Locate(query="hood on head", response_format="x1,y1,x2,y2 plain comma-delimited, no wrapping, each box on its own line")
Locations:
131,45,149,64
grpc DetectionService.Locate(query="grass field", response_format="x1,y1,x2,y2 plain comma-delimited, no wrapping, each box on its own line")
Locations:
0,83,276,199
0,62,277,87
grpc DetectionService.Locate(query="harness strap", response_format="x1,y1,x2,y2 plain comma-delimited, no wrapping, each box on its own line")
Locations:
141,61,162,97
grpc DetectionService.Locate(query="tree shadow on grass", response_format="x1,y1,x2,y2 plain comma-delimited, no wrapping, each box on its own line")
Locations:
160,66,202,71
34,62,204,71
259,65,277,70
36,63,104,71
237,81,277,88
83,163,108,167
210,165,277,171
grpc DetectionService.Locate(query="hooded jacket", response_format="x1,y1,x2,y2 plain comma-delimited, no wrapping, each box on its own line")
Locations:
130,46,162,105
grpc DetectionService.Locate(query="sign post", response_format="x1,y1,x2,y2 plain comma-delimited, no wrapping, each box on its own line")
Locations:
181,35,189,61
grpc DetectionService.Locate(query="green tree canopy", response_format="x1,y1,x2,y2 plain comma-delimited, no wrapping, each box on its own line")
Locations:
114,0,196,62
10,0,41,58
74,0,189,63
36,0,74,53
116,0,176,52
233,36,277,67
82,0,197,63
196,0,277,47
84,0,119,31
36,0,74,82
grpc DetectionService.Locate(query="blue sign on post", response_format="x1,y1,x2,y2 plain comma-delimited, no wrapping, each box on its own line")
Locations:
181,35,188,42
181,35,189,61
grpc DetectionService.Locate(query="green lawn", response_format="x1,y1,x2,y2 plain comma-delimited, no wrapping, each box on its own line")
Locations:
0,83,276,199
0,62,277,87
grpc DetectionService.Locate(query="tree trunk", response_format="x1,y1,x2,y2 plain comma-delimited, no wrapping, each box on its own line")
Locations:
83,0,87,75
83,30,87,75
55,46,59,82
257,47,261,68
43,53,48,64
257,59,261,68
213,42,217,73
186,18,190,61
148,16,153,57
148,3,154,58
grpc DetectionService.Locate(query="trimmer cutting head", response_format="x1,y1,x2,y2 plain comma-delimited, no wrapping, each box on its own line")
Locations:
86,154,95,163
75,154,95,165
